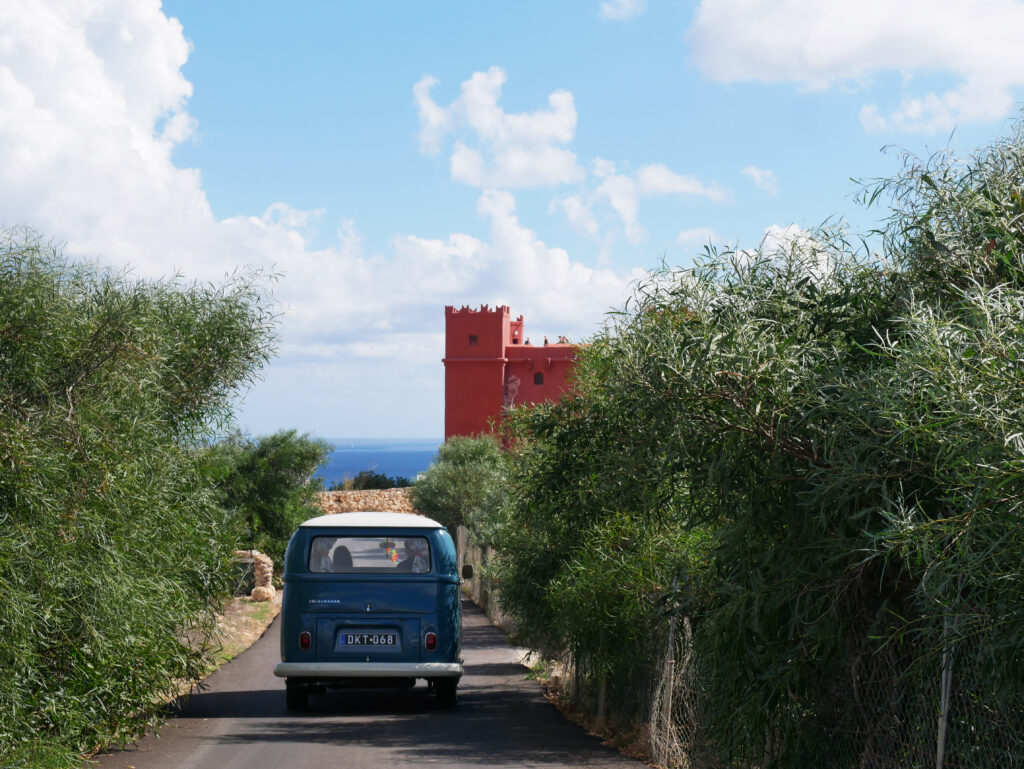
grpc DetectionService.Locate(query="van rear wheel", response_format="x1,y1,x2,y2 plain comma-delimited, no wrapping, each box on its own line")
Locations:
285,680,308,711
436,678,457,708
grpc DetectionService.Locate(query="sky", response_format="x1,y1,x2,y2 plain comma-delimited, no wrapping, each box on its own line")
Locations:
3,0,1024,440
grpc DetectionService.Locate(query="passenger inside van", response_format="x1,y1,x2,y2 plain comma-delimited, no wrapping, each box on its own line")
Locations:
331,545,353,572
311,538,333,572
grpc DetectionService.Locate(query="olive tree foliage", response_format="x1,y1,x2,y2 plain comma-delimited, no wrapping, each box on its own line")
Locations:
409,435,504,538
0,229,277,768
198,429,331,562
328,470,413,491
491,124,1024,766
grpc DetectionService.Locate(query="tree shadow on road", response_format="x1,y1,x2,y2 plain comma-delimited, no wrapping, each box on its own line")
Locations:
197,684,630,766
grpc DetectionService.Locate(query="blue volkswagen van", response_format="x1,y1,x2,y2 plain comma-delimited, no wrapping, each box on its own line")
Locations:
273,512,472,709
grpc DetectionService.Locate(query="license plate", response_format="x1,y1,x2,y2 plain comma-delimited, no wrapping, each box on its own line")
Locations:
338,631,399,648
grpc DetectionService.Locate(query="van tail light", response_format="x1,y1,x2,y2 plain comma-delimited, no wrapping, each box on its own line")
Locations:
425,632,438,651
299,631,312,650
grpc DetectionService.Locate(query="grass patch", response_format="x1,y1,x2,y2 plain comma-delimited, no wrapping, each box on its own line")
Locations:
210,594,282,668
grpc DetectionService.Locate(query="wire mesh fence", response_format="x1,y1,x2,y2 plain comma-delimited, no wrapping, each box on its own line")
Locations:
463,530,1023,767
552,614,1024,769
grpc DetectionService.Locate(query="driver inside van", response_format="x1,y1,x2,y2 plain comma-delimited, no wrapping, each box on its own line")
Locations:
396,539,429,573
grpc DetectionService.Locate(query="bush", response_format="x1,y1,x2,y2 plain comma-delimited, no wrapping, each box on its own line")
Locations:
0,229,276,768
410,435,505,537
198,430,331,563
490,122,1024,767
328,469,412,491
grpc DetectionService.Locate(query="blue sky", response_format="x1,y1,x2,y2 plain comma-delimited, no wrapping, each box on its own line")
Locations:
3,1,1023,439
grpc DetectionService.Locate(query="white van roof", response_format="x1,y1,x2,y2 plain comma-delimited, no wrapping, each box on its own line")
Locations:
299,511,444,529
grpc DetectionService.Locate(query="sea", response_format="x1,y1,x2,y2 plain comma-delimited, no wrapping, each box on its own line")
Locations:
313,438,441,487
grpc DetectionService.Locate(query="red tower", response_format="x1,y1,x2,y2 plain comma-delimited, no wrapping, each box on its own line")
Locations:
443,305,578,439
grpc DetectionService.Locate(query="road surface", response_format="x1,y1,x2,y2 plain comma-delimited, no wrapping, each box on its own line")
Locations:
89,599,645,768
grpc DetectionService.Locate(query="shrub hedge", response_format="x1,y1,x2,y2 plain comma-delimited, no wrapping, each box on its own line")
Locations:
198,430,331,564
0,230,276,768
489,123,1024,766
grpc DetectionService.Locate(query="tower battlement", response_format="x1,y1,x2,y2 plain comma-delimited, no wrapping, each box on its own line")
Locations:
444,304,512,316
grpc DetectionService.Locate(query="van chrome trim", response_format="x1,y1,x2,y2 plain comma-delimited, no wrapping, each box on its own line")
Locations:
273,661,462,678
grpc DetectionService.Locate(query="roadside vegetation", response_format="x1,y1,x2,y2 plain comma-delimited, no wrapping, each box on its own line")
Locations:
410,434,504,535
474,123,1024,767
328,469,414,491
7,117,1024,768
198,429,331,563
0,230,277,768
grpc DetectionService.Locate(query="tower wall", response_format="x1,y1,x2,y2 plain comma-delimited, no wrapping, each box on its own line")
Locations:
444,305,578,440
505,343,577,409
443,306,509,439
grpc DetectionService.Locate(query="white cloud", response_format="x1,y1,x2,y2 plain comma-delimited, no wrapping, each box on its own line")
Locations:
637,163,729,201
412,75,451,155
600,0,647,21
483,190,642,321
550,194,600,239
733,224,834,283
741,165,779,195
677,227,720,247
449,142,486,187
593,159,729,242
0,4,636,435
857,78,1013,133
413,67,583,188
284,333,446,364
262,202,325,230
594,159,644,241
335,219,363,259
760,224,808,253
415,67,728,249
687,0,1024,132
0,1,217,272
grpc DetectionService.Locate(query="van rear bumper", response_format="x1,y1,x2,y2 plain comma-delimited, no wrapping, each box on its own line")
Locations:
274,661,462,678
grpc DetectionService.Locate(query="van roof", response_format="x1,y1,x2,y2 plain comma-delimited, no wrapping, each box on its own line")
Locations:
299,511,444,529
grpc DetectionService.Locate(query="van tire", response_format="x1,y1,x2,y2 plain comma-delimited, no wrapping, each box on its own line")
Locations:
436,678,457,708
285,680,308,711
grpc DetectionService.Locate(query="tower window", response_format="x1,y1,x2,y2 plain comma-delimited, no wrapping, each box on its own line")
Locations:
534,372,544,385
469,335,478,346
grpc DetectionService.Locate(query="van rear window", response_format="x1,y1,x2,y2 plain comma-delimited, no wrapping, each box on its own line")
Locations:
309,535,431,574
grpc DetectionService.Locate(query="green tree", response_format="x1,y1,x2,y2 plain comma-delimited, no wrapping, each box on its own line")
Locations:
328,469,413,490
410,435,504,536
199,430,331,562
0,228,276,768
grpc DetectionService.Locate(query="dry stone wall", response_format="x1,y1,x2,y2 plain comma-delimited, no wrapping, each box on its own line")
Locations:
233,549,275,601
317,487,416,514
458,525,514,632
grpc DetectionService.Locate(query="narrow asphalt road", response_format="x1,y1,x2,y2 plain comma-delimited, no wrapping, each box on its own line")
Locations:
88,600,645,768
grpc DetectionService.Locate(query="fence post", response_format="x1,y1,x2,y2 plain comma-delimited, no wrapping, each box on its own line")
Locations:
935,615,954,769
456,525,467,573
663,611,677,734
651,577,679,767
